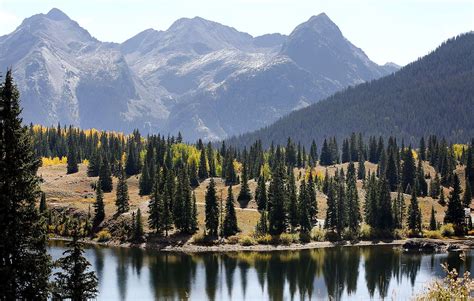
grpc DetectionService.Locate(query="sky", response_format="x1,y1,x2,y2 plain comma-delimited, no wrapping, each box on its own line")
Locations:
0,0,473,66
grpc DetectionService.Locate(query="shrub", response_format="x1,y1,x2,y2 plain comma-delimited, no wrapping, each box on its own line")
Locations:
342,229,358,241
407,229,423,238
255,234,273,245
310,228,326,242
393,228,407,239
278,233,295,245
467,229,474,236
325,230,340,242
239,235,257,246
440,224,455,237
193,232,215,245
359,224,372,240
423,230,442,239
96,230,111,242
226,235,240,245
299,232,311,243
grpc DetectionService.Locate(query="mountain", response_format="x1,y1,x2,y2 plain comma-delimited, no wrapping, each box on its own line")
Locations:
0,9,397,140
225,33,474,148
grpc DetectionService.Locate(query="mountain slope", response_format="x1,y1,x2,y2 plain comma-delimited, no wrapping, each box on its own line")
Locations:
225,33,474,148
1,9,397,140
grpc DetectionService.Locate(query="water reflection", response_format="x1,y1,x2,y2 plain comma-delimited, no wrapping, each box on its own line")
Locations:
48,242,473,300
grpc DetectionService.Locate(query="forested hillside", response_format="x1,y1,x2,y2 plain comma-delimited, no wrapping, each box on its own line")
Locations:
226,33,474,149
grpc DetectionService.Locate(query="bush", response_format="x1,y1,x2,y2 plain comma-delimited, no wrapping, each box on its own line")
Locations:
96,230,111,242
342,229,358,241
467,229,474,236
192,232,215,245
279,233,297,245
239,235,257,246
299,232,311,243
226,235,240,245
423,230,442,239
440,224,455,237
325,230,340,242
255,234,273,245
394,228,407,239
407,229,423,238
310,228,326,242
359,224,372,240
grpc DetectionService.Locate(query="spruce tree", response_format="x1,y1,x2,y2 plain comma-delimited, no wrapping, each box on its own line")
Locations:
207,142,217,177
324,180,337,230
255,175,267,211
133,208,144,242
346,171,360,235
161,169,174,237
138,158,153,196
223,185,239,237
335,172,346,235
385,149,398,191
0,70,51,299
298,180,311,232
307,173,318,224
320,139,332,166
189,161,199,188
191,192,198,232
416,157,428,196
407,189,422,234
53,229,98,300
357,153,366,180
238,161,252,202
401,147,416,193
377,178,394,231
393,186,405,229
465,146,474,190
255,210,268,235
115,163,130,214
198,149,209,181
66,129,78,174
287,170,299,231
444,174,466,235
429,205,437,230
87,148,100,177
98,154,113,192
429,173,441,199
439,189,446,206
267,154,287,235
463,181,472,208
205,178,219,236
92,183,105,229
148,171,162,234
364,174,378,228
39,191,47,214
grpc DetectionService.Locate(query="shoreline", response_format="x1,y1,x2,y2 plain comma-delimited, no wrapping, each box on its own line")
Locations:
49,236,474,253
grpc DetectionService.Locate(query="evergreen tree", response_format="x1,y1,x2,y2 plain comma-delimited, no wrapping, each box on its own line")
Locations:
115,163,130,214
392,186,405,229
207,142,217,177
191,192,198,232
364,174,378,228
161,169,174,236
255,175,267,211
148,170,162,234
287,170,299,231
298,180,311,232
419,137,426,161
92,184,105,229
429,173,441,198
335,173,346,235
407,189,422,234
385,149,398,191
66,127,78,174
133,208,144,242
139,158,153,196
224,153,238,185
401,147,416,193
53,229,98,300
324,181,337,230
267,152,287,235
125,139,140,176
238,161,252,202
98,154,113,192
444,174,466,235
319,139,332,166
39,191,47,214
198,149,209,181
223,185,239,237
465,146,474,190
346,171,360,234
0,70,51,299
463,181,472,208
205,178,219,236
87,148,100,177
307,173,318,224
439,189,446,206
189,161,199,188
416,157,428,196
255,210,268,235
429,205,437,230
377,178,394,231
357,152,366,180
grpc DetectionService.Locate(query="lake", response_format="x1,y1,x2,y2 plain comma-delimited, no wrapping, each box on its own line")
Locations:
48,241,473,300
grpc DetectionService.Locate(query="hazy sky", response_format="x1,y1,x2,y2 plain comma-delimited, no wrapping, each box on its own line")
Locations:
0,0,473,65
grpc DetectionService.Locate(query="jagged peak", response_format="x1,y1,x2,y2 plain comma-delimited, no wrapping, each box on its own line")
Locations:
45,8,70,21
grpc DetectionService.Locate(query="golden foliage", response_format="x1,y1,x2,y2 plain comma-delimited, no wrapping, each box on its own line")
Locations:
42,156,67,166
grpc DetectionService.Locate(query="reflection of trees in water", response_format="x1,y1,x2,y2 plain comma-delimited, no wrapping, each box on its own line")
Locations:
400,252,422,287
441,251,473,276
93,247,105,284
204,254,219,301
130,248,143,277
148,253,196,300
238,260,250,298
115,248,128,301
222,255,237,297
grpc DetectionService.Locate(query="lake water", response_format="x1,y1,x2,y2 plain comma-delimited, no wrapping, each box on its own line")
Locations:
48,241,473,300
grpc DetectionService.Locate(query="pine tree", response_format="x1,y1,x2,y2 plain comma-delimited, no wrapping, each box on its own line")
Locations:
463,181,472,208
465,146,474,190
0,70,51,299
224,153,237,185
287,170,299,231
319,139,332,166
364,174,378,228
255,175,267,211
115,163,130,214
92,184,105,229
335,173,346,235
324,180,337,230
357,152,366,180
439,189,446,206
429,173,441,198
429,205,437,230
189,161,199,188
392,186,405,229
207,142,217,177
198,149,209,181
133,208,144,242
444,174,466,235
161,169,174,237
346,171,360,234
419,137,426,161
191,192,198,232
385,149,398,191
307,172,318,224
407,189,422,234
377,178,394,231
223,185,239,237
87,148,100,177
416,157,428,196
238,161,252,202
125,139,140,176
205,178,219,236
39,191,47,214
53,229,98,300
139,158,153,196
267,154,287,235
98,154,113,192
298,180,311,232
66,127,78,174
255,210,268,235
148,170,162,234
401,147,416,193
